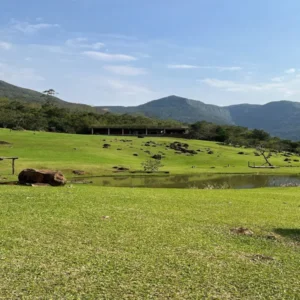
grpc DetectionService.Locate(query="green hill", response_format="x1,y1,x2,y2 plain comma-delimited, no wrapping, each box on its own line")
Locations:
0,80,97,112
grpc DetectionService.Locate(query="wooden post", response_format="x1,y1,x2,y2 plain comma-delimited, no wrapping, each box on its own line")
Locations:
12,158,16,175
0,157,18,175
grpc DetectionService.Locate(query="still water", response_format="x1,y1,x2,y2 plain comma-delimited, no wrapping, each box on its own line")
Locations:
71,174,300,189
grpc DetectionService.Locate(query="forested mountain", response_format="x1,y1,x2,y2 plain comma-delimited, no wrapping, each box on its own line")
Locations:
99,96,300,140
2,80,300,140
97,95,234,125
226,101,300,141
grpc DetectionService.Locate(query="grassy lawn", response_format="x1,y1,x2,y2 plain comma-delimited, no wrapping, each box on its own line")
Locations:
1,129,300,179
0,186,299,299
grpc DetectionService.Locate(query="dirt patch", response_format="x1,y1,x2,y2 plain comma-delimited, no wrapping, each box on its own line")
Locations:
230,227,254,236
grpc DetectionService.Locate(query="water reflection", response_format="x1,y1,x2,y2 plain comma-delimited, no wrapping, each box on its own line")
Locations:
71,174,300,189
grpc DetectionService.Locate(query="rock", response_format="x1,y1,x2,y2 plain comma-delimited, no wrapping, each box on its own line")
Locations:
117,167,129,171
117,148,122,150
238,151,245,155
152,154,162,160
133,153,138,156
18,169,67,186
0,141,10,145
72,170,85,175
144,150,151,155
230,227,253,236
207,150,214,154
103,144,111,148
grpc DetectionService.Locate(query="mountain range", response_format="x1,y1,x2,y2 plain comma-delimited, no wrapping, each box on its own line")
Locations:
1,80,300,140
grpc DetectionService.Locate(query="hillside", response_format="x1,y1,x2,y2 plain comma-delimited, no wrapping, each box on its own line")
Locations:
2,80,300,140
227,101,300,141
97,95,234,125
99,96,300,140
0,80,97,112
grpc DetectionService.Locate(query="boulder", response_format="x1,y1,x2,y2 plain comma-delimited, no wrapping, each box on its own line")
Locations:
18,169,67,186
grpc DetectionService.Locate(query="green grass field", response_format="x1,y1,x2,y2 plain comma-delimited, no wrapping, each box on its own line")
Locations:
0,129,299,299
0,186,299,299
1,129,300,179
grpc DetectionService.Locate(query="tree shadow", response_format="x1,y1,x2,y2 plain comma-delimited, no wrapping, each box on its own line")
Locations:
274,228,300,242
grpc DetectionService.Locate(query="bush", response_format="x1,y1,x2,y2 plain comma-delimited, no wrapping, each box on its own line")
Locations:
141,159,163,172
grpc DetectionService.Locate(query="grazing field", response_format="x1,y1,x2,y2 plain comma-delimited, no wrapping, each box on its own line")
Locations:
1,129,300,180
0,186,299,299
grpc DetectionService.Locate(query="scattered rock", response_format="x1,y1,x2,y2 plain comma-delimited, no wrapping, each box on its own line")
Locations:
117,167,129,171
152,154,163,160
72,170,85,175
230,227,254,236
133,153,139,156
238,151,245,155
169,141,197,154
103,144,111,148
0,141,10,145
144,150,151,155
207,150,214,155
112,166,118,169
18,169,67,186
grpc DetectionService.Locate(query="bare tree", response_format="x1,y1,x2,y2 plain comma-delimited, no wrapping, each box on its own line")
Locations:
256,146,273,166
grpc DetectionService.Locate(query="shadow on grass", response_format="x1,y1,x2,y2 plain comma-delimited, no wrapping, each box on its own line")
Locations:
274,228,300,242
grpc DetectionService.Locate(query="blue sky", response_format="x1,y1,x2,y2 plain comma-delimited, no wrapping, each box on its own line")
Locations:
1,0,300,106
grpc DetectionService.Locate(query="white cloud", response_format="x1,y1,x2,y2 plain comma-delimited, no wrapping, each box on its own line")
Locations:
83,51,137,62
65,38,104,50
168,64,198,69
10,19,60,34
200,77,300,98
167,64,242,71
200,78,282,92
271,76,284,82
0,41,12,50
285,68,296,74
103,65,147,76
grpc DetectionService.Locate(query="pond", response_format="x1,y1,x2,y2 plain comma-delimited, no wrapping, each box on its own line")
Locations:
71,174,300,189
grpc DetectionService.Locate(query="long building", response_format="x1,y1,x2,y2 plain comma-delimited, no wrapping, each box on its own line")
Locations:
90,125,189,136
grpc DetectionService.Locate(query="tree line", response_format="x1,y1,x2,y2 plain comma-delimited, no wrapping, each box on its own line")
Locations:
1,97,300,154
0,98,180,134
188,121,300,154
